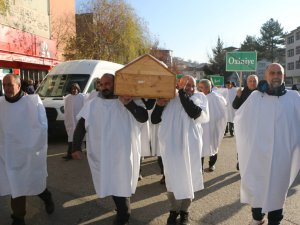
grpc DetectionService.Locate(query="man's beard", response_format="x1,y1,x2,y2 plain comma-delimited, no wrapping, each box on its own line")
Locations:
270,79,282,89
101,89,114,98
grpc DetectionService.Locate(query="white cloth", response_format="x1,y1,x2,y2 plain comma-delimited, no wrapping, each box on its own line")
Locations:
0,95,48,198
202,91,227,157
216,88,236,122
158,92,209,199
85,90,98,102
140,111,151,156
64,94,85,142
234,90,300,213
77,97,141,198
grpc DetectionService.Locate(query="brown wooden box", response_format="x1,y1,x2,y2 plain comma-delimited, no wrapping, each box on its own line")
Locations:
114,54,176,99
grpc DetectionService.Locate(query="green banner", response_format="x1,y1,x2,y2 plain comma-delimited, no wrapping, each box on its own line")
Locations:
226,51,257,71
210,75,224,86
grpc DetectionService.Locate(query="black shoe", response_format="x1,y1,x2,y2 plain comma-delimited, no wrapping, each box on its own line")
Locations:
11,215,26,225
179,211,189,225
160,175,165,185
236,162,239,171
208,165,215,172
39,189,55,214
167,211,179,225
113,216,129,225
230,132,234,137
62,155,72,161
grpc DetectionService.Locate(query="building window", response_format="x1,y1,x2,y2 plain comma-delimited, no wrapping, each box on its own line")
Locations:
296,61,300,69
296,32,300,41
288,62,294,70
287,35,294,44
287,49,294,57
296,46,300,55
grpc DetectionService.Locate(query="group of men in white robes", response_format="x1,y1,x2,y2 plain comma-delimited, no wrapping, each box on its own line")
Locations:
1,62,300,225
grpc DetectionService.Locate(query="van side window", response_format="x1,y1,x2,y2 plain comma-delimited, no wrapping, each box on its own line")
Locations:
87,78,98,93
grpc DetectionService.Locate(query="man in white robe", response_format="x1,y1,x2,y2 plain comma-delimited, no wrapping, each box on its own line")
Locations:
151,75,209,225
234,63,300,225
63,83,85,160
0,74,54,225
198,79,227,172
72,73,148,225
222,81,236,136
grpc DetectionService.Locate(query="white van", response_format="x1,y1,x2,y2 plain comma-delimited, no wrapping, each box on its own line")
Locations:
36,60,123,135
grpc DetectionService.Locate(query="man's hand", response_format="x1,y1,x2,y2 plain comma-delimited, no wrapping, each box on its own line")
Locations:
119,96,133,105
236,88,243,98
72,151,83,160
156,98,170,106
178,77,189,90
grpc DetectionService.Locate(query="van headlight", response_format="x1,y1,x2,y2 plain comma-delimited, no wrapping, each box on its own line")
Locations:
60,106,64,113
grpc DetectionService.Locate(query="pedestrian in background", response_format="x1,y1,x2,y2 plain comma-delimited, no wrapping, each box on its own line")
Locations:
63,83,85,160
198,79,227,173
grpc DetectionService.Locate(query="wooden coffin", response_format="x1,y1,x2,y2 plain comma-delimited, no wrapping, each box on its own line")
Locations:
114,54,176,99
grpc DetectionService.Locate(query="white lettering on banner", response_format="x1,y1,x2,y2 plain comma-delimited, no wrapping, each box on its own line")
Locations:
228,57,254,65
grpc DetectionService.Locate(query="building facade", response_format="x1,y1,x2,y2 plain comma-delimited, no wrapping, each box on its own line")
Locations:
0,0,75,82
285,26,300,84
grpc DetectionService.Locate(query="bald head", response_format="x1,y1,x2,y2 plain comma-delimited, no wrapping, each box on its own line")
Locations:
265,63,284,90
179,75,196,96
3,74,21,98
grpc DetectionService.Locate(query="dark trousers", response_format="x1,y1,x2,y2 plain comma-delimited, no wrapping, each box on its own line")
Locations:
157,156,164,175
11,188,51,219
252,208,283,225
112,196,130,223
225,122,234,134
201,154,218,169
67,142,72,156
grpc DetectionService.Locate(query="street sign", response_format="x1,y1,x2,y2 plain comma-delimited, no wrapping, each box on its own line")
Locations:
226,51,257,71
210,75,224,87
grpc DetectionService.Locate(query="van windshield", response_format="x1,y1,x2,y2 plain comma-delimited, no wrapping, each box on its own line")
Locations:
36,74,90,97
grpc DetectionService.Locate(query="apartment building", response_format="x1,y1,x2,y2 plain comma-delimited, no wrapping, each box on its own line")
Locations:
285,26,300,84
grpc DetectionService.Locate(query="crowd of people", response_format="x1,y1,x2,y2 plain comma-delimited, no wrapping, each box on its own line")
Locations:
0,63,300,225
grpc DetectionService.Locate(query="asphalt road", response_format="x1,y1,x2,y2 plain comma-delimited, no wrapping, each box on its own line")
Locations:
1,135,300,225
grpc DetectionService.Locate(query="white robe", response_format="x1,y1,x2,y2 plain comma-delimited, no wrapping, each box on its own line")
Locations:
140,111,151,156
216,88,236,122
234,90,300,213
0,95,48,198
202,91,227,157
85,90,98,102
64,93,85,142
158,92,209,199
77,97,141,198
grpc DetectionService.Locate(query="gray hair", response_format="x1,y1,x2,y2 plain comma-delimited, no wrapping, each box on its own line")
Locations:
247,74,258,83
200,79,212,88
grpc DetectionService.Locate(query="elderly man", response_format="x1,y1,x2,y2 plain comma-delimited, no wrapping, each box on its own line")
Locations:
232,74,258,109
0,74,54,225
63,83,85,160
72,73,148,225
198,79,227,172
234,63,300,225
151,75,209,225
223,80,236,136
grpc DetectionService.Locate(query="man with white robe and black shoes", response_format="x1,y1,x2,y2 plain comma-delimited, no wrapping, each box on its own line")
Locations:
62,83,85,160
0,74,54,225
234,63,300,225
151,75,209,225
198,79,227,173
72,73,148,225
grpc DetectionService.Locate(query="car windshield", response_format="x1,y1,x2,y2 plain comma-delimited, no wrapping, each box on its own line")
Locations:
36,74,90,97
